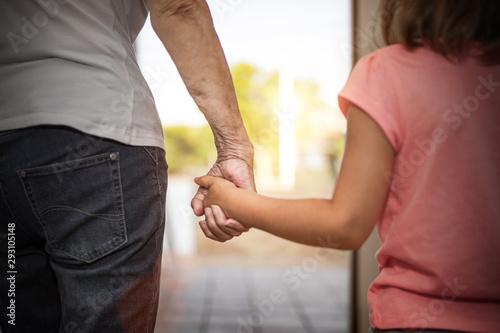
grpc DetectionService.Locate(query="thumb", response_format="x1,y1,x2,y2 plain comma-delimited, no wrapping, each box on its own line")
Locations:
194,175,217,188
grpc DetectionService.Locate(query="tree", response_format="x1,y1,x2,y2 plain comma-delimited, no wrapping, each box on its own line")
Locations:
163,63,344,176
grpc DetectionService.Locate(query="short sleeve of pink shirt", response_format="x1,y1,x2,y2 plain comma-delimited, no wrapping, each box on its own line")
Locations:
338,45,500,332
339,49,404,152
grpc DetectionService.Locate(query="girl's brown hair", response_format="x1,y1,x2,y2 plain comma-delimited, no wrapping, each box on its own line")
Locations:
380,0,500,65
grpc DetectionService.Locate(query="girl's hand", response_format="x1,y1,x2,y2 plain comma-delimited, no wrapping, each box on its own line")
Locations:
194,175,236,208
194,176,248,242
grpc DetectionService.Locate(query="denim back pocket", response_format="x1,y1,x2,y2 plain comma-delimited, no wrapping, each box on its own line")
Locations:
19,152,127,263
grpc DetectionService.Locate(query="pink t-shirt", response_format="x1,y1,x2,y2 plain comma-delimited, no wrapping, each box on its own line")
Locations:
339,44,500,332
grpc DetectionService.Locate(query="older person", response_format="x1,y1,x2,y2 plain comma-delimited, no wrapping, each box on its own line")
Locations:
0,0,253,332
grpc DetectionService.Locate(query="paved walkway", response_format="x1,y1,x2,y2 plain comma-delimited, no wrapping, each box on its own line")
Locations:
155,263,349,333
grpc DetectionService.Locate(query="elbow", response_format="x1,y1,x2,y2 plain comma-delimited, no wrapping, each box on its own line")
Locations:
161,1,203,18
343,237,365,251
324,214,374,251
335,231,365,251
343,218,376,251
151,0,207,24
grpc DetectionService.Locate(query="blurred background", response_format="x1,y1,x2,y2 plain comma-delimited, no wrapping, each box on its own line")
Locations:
133,1,374,332
136,0,350,265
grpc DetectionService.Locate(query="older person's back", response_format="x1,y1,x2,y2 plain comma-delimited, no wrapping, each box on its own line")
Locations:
0,1,255,332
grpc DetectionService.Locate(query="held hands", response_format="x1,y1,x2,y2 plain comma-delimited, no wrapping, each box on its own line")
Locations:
194,176,236,208
191,158,254,242
194,176,246,242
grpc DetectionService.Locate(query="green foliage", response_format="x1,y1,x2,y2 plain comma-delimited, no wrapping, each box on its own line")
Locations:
232,64,280,151
331,135,346,159
163,126,216,173
163,63,338,175
294,79,327,140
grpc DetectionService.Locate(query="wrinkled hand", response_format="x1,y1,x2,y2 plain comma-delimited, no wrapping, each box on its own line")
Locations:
191,158,255,242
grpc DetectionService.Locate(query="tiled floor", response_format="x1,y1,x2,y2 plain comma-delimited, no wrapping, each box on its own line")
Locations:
155,263,349,333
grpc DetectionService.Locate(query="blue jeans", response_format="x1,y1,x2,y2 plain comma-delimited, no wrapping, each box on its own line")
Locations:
0,126,167,333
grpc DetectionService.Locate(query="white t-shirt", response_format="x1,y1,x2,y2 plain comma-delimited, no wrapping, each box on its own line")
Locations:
0,0,164,149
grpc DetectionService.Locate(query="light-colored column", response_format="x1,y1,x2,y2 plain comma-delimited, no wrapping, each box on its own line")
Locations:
279,44,296,191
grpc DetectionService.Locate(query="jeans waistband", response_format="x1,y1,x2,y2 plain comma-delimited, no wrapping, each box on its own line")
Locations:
370,329,469,333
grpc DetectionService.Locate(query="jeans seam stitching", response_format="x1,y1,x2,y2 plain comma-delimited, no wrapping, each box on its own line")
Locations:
38,205,123,220
19,176,57,245
19,156,128,263
142,146,158,164
108,155,128,258
155,148,162,196
19,153,115,177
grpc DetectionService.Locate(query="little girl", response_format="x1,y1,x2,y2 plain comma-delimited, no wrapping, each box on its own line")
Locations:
195,0,500,332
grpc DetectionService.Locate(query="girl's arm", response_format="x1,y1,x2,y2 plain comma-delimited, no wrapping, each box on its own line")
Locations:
196,104,394,250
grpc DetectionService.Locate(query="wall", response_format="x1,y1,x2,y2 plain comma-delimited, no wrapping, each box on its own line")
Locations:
349,1,384,333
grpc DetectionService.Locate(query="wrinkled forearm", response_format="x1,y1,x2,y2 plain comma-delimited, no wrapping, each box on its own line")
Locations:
149,0,253,162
